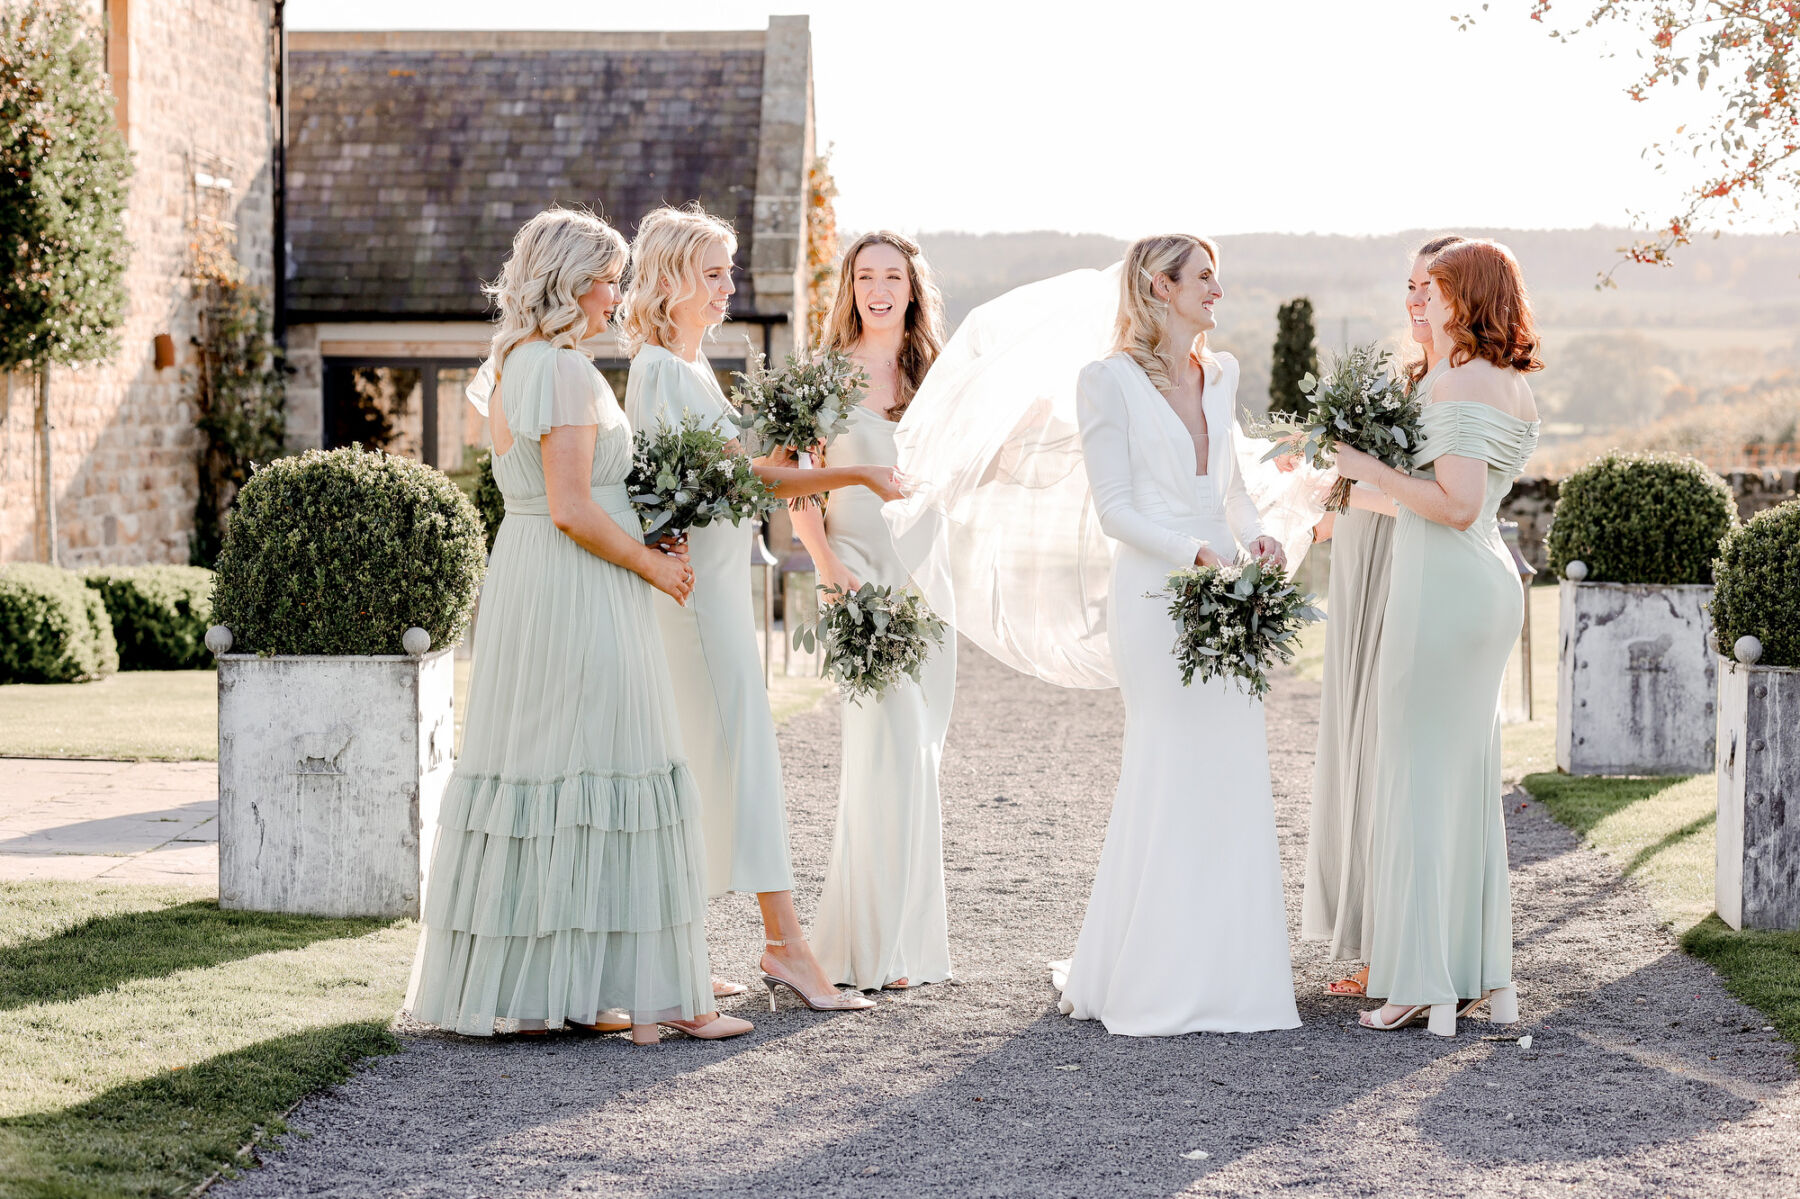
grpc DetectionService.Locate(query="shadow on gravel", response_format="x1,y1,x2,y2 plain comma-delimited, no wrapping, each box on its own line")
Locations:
0,901,398,1011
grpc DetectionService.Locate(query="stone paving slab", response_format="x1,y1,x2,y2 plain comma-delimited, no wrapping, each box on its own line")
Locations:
0,760,216,884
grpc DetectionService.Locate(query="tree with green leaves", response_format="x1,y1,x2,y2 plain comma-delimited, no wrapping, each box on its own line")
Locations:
0,1,132,565
1268,297,1319,417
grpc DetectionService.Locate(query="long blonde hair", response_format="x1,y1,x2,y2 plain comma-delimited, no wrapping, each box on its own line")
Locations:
484,207,627,369
818,231,946,421
1110,233,1220,393
620,205,738,357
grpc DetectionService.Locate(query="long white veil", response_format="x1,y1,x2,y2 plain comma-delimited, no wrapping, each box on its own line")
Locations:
882,264,1326,690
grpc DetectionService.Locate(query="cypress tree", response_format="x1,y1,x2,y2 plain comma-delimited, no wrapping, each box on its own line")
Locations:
1268,297,1319,417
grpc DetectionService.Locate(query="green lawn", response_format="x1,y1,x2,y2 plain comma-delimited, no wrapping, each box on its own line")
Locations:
0,881,413,1199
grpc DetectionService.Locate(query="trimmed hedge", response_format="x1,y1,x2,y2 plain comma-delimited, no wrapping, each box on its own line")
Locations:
82,565,215,670
0,564,118,683
1709,498,1800,669
1546,452,1737,585
212,447,486,656
474,449,504,552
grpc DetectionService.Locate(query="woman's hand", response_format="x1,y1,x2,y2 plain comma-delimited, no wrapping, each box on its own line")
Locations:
1194,543,1228,568
860,465,906,503
1332,445,1384,484
820,557,863,597
639,542,694,606
1246,536,1287,568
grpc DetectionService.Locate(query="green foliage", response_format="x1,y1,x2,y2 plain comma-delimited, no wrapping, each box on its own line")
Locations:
1161,559,1322,698
81,565,215,671
0,1,132,372
192,281,288,567
0,562,116,682
211,447,486,656
795,582,947,705
629,413,777,539
1709,498,1800,668
474,448,504,552
1545,452,1737,584
731,351,866,453
1267,297,1319,418
1256,342,1422,512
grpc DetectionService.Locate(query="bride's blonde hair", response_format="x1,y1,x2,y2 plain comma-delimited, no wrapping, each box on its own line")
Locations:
1111,233,1220,392
620,205,738,357
484,207,628,369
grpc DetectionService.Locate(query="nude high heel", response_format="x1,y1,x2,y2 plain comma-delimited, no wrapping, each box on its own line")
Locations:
1359,1002,1458,1036
758,939,877,1012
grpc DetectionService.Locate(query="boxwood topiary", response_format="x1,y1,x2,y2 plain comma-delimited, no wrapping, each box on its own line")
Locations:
0,563,118,683
1709,498,1800,669
83,565,216,670
474,448,504,552
211,447,487,656
1545,452,1736,585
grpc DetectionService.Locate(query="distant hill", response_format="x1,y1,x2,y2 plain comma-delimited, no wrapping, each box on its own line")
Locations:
910,228,1800,455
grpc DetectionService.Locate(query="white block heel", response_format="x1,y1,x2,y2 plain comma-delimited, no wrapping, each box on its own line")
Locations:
1426,1004,1457,1037
1487,984,1519,1025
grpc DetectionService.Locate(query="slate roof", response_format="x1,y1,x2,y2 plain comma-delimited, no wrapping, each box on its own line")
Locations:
285,35,767,320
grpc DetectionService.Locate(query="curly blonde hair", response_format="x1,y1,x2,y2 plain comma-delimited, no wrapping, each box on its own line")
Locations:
619,205,738,358
817,231,946,422
484,207,628,370
1110,234,1221,393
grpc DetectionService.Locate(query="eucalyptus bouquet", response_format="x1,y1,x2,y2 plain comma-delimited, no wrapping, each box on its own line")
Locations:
627,414,777,539
1257,343,1424,512
794,581,949,706
730,351,868,507
1158,559,1323,698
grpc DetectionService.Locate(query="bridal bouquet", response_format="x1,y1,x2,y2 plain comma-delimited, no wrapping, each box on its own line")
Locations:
1159,560,1323,698
794,582,948,705
628,414,777,539
730,351,867,507
1256,343,1424,513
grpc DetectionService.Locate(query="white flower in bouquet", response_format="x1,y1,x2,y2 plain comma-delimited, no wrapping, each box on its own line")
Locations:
793,582,948,705
628,414,776,539
1158,559,1324,698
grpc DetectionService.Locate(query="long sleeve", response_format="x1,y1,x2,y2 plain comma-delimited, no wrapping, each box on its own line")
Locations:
1076,360,1206,568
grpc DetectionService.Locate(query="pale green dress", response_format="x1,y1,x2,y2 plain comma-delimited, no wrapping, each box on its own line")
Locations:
624,346,795,898
407,342,713,1034
1365,394,1539,1008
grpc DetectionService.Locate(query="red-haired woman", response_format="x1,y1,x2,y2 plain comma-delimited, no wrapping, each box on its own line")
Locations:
1332,239,1542,1036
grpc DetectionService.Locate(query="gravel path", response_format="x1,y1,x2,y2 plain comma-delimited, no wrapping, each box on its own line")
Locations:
224,643,1800,1198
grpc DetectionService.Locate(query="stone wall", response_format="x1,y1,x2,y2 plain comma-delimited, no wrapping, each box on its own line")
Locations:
1501,468,1800,575
0,0,277,566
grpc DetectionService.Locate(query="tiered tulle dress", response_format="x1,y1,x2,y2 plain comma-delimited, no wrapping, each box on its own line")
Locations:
1301,499,1395,962
1365,393,1539,1008
811,405,957,990
407,342,713,1034
624,345,795,898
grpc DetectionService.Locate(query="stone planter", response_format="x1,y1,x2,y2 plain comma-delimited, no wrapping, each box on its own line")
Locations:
1555,579,1716,775
1716,660,1800,931
216,648,454,918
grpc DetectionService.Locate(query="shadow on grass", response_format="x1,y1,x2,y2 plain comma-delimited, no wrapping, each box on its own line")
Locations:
1519,770,1694,838
0,902,400,1013
1682,916,1800,1059
0,1021,398,1199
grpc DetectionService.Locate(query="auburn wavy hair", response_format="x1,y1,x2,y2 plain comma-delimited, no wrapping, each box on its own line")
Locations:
818,231,946,422
1427,239,1544,374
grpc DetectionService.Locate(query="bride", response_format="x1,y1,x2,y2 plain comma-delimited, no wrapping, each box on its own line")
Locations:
886,235,1313,1036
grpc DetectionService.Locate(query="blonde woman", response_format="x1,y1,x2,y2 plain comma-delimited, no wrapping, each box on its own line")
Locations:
1304,234,1465,998
407,208,748,1045
1052,234,1301,1036
621,205,895,1013
790,232,953,992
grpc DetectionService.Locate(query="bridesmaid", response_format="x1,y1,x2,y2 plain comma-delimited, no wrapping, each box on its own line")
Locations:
790,232,954,992
620,205,895,1013
407,208,748,1045
1334,239,1541,1036
1303,234,1464,998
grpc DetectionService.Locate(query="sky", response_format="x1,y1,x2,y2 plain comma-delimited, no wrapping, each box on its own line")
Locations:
285,0,1744,239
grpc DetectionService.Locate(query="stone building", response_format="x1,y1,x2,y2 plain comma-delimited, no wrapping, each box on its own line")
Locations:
0,0,281,566
282,18,818,469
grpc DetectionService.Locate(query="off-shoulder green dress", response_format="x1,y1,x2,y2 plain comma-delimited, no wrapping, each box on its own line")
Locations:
1365,394,1539,1008
407,342,713,1035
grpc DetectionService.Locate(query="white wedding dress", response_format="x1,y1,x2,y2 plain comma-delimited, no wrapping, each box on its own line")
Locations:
1051,353,1301,1036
